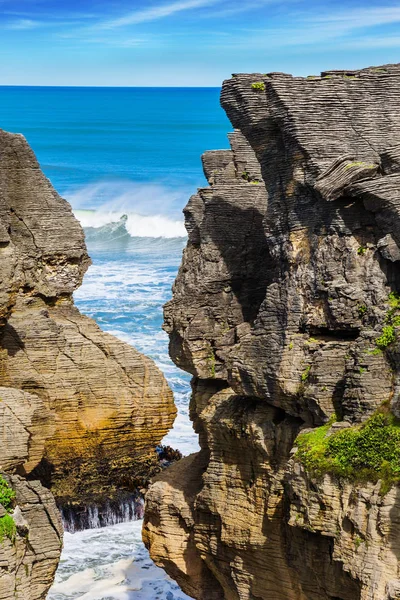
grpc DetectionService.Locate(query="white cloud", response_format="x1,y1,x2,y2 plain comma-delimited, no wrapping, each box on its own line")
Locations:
99,0,222,29
341,35,400,49
83,36,149,48
308,6,400,29
189,0,294,19
226,4,400,50
4,10,97,20
292,5,400,43
5,18,42,30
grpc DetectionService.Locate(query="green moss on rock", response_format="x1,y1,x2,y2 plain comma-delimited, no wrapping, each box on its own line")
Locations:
358,304,367,317
344,161,376,170
0,514,16,543
0,476,15,512
301,364,311,382
373,292,400,350
376,326,396,350
295,413,400,492
0,477,18,544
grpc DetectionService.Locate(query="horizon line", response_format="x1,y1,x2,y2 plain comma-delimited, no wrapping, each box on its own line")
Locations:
0,84,223,89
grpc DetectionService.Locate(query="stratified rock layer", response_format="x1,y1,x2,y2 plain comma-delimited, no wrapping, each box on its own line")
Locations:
0,128,176,597
0,474,63,600
0,387,62,600
144,64,400,599
0,128,176,506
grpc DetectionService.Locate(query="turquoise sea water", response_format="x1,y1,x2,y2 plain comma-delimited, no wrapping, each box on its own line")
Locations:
0,86,231,599
0,86,229,193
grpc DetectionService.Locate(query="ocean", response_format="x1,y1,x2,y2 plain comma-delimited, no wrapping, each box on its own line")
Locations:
0,86,231,599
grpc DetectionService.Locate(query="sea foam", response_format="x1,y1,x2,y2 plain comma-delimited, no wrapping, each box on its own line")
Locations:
68,180,189,238
48,521,192,600
75,209,186,239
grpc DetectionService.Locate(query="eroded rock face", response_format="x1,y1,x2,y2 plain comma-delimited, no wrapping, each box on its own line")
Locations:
0,386,61,600
0,387,54,474
1,295,175,506
0,474,63,600
0,128,176,510
0,129,90,325
144,64,400,599
0,127,177,596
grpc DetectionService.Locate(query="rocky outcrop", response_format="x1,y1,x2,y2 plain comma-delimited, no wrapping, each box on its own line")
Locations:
0,473,63,600
2,296,175,508
0,388,62,600
0,128,176,596
0,128,176,511
144,64,400,599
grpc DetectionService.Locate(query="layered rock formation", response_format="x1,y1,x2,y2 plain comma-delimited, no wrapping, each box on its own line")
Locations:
144,64,400,599
0,129,176,509
0,469,63,599
0,386,62,599
0,129,176,596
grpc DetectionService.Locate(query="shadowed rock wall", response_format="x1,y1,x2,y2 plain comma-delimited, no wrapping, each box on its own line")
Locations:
143,64,400,599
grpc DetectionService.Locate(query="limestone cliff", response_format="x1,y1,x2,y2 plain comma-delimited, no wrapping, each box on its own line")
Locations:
0,128,176,597
143,64,400,599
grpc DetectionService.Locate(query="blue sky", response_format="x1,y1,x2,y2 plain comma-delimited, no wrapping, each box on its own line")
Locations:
1,0,400,85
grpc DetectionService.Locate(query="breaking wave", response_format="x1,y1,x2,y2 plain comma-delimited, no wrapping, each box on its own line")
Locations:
67,180,189,239
74,209,186,239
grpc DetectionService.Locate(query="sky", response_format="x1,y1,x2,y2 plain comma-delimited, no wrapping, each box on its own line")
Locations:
1,0,400,86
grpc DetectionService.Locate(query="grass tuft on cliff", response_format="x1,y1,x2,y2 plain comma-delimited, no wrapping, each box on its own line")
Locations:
373,292,400,351
295,413,400,493
0,514,16,543
251,81,265,91
0,476,16,543
0,476,15,512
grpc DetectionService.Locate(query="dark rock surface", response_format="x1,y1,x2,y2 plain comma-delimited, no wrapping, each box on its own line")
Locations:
144,64,400,599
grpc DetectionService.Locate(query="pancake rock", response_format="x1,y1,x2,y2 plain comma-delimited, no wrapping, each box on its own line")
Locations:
0,387,62,600
0,473,63,600
144,64,400,599
0,128,176,510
